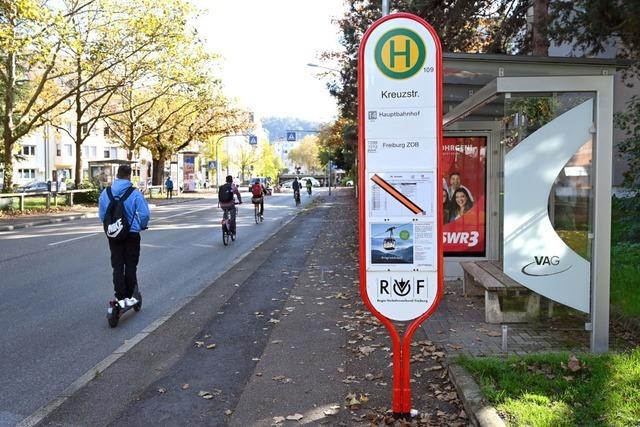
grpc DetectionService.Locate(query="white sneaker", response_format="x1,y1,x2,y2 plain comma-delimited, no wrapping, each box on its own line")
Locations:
125,297,138,307
117,299,126,309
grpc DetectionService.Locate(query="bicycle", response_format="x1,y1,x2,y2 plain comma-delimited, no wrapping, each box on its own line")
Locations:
221,203,239,246
294,189,301,206
252,196,263,224
307,186,312,197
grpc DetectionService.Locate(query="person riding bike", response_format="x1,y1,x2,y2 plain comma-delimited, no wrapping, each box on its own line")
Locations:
251,179,265,219
218,175,242,235
292,177,301,204
305,178,312,196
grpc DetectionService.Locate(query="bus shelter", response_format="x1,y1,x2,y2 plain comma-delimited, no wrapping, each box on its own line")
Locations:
441,53,620,353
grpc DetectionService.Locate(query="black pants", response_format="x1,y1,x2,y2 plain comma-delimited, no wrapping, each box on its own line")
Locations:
253,197,264,215
108,233,141,300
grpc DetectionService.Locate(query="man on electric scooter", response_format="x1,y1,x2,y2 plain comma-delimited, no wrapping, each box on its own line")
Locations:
219,175,242,235
292,177,301,204
99,165,150,309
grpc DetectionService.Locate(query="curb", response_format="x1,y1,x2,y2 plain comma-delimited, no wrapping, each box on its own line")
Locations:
17,195,321,427
448,364,506,427
0,213,99,232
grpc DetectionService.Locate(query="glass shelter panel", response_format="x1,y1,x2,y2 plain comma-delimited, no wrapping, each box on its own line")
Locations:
501,92,595,313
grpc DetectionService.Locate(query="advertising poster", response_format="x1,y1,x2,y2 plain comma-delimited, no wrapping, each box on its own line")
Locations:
442,136,486,256
370,223,414,264
183,154,196,192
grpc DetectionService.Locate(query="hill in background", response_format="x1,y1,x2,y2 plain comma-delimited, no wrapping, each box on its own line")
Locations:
262,117,322,142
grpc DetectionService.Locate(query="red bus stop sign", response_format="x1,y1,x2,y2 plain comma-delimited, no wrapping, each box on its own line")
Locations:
358,12,443,416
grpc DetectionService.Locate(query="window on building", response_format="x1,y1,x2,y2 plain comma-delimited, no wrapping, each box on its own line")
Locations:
81,123,88,135
104,148,110,158
18,169,36,179
104,127,111,137
64,144,73,157
56,144,61,156
21,146,36,156
82,146,88,157
90,146,97,158
110,147,118,159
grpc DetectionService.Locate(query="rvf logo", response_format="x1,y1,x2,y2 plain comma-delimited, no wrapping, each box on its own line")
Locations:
374,28,425,79
379,277,426,297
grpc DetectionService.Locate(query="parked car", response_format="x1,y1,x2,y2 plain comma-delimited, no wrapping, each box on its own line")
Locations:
299,177,320,187
18,181,49,193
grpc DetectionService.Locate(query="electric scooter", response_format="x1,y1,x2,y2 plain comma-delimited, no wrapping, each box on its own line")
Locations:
107,285,142,328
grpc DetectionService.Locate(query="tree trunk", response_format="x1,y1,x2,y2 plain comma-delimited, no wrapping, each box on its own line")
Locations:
532,0,550,56
74,57,84,186
152,158,166,185
2,52,16,192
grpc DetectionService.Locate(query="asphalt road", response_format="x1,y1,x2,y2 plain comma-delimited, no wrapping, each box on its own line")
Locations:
0,189,321,426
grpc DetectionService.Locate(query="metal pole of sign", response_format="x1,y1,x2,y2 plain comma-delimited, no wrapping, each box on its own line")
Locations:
382,0,389,16
328,155,332,196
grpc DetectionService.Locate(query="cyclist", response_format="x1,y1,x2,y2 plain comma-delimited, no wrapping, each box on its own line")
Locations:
292,177,301,204
305,178,312,197
251,179,265,219
218,175,242,235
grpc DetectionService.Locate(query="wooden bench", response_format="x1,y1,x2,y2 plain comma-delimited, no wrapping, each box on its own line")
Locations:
461,260,540,324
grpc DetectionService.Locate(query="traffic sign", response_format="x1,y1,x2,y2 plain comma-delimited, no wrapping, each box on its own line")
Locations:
286,131,296,142
249,135,258,145
358,12,443,416
208,160,217,169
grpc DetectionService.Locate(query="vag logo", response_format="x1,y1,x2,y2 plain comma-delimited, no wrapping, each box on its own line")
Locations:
521,256,572,277
375,28,425,79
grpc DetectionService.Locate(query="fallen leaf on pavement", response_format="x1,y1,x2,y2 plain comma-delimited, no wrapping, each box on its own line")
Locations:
206,344,217,349
286,413,304,421
194,341,205,348
158,387,167,394
181,383,190,390
486,331,502,337
224,409,233,416
273,416,285,424
198,391,214,400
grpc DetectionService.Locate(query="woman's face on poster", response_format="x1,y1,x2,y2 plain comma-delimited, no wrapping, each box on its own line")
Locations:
455,191,468,208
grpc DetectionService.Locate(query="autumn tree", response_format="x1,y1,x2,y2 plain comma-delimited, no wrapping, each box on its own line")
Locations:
547,0,640,187
56,0,193,185
289,135,322,174
0,0,78,190
254,140,281,181
103,4,212,166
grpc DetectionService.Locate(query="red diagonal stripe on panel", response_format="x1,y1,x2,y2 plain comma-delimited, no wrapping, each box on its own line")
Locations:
371,174,424,215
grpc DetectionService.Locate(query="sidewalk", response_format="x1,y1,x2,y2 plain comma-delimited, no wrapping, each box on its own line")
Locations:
0,192,205,232
30,190,463,426
27,188,620,427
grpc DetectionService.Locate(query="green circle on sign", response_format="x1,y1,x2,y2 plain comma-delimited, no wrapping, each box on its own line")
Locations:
374,28,426,79
399,230,410,240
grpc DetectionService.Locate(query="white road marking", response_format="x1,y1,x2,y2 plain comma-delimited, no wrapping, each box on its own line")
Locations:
157,206,211,220
48,233,98,246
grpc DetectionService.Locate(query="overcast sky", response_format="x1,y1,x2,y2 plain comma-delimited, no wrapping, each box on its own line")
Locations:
194,0,345,123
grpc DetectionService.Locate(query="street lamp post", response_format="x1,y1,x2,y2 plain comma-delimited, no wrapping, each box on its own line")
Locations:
306,63,340,74
214,134,250,188
382,0,389,16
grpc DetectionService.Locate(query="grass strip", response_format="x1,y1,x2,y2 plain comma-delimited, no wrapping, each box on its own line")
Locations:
457,350,640,426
